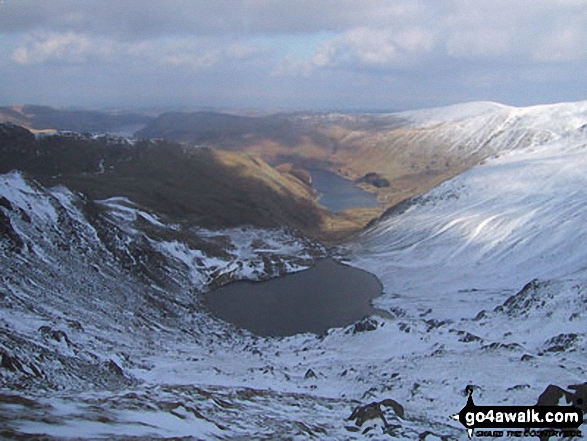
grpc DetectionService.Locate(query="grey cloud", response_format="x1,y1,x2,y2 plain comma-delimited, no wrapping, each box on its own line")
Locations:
10,31,268,72
2,0,587,110
6,0,586,65
272,0,587,75
4,1,587,55
0,0,428,39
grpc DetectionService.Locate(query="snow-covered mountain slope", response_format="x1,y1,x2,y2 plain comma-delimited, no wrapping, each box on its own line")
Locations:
344,101,587,435
396,100,587,149
3,101,587,440
351,101,587,318
0,171,337,438
1,171,448,439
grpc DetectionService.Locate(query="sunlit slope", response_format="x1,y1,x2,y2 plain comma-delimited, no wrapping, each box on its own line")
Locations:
350,101,587,318
333,101,587,202
137,102,587,216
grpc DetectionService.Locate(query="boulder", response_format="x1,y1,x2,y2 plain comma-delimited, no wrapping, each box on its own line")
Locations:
304,368,317,379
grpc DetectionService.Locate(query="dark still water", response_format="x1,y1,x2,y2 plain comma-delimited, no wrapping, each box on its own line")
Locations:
310,168,380,212
204,258,383,337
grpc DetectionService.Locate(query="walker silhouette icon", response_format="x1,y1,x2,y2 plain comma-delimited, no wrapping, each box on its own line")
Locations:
450,384,583,439
450,385,476,439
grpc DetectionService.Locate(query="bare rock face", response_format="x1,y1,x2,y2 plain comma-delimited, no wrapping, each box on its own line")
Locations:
0,350,25,373
0,209,24,252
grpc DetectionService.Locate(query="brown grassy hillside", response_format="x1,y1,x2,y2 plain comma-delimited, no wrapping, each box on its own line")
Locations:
137,111,488,213
0,124,369,241
2,107,492,234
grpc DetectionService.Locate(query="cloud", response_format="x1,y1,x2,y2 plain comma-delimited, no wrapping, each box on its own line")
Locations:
11,32,113,64
11,32,264,70
0,0,426,39
158,51,219,69
338,27,435,66
445,28,514,58
274,26,435,76
441,0,587,61
3,0,587,109
531,21,587,62
274,0,587,77
6,1,587,67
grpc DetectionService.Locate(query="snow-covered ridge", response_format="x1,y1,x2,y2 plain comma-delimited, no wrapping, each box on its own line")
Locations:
395,100,511,125
380,100,587,162
396,99,587,131
1,171,320,291
0,170,323,384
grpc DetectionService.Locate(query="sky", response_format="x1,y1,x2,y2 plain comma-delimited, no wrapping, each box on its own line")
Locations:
1,0,587,112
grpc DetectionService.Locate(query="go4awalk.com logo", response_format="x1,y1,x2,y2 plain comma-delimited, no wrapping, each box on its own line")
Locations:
451,386,583,439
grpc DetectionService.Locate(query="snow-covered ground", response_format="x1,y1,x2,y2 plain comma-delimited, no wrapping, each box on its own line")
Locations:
2,101,587,439
347,101,587,437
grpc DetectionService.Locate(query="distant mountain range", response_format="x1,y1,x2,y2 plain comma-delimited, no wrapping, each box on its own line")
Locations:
0,104,152,134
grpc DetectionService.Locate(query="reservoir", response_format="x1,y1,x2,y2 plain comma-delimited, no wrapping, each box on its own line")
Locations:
204,258,383,337
310,168,380,212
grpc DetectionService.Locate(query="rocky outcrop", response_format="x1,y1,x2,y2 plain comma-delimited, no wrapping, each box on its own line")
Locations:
494,279,551,317
541,333,580,353
347,398,405,434
357,172,390,188
38,326,72,346
0,209,24,252
350,318,379,334
304,369,317,379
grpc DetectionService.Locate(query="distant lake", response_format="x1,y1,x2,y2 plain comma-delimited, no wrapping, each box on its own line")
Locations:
310,168,380,212
204,258,384,337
